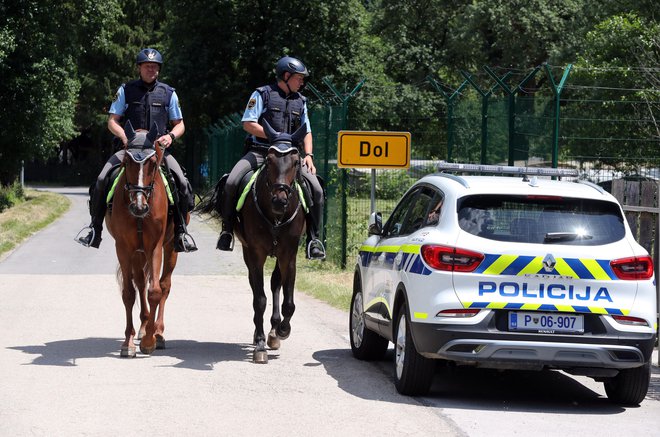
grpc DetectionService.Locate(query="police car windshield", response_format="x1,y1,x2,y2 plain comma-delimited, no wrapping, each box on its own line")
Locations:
457,195,625,245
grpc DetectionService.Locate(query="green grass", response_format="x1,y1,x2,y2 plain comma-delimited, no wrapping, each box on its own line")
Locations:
0,190,71,256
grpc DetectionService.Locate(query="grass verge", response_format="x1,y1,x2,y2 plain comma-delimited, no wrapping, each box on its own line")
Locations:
0,189,71,256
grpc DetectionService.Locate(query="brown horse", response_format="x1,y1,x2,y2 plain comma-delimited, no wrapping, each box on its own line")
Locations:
199,122,307,363
105,121,180,357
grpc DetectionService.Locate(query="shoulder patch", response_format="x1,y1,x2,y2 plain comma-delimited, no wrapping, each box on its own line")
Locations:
112,91,120,102
247,98,256,110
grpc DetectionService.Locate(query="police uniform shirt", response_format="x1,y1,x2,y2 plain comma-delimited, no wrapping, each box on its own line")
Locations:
109,85,183,120
241,90,311,144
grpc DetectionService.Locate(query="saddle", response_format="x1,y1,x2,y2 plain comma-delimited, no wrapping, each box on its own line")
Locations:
216,165,316,216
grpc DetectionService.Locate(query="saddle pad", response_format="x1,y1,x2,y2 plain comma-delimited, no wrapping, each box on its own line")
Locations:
235,165,308,213
106,167,174,205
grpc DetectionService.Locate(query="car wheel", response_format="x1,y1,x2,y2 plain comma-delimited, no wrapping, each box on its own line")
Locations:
393,302,435,396
604,360,651,405
349,276,388,360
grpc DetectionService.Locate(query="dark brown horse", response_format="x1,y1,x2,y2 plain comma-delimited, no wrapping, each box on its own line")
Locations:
199,122,307,363
105,121,180,357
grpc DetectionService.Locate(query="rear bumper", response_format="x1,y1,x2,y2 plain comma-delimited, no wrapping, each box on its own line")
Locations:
411,319,656,372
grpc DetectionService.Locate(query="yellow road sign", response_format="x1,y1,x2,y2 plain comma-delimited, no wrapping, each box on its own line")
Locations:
337,131,411,169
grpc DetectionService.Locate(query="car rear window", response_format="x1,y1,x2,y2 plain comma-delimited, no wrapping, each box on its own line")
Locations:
457,194,626,245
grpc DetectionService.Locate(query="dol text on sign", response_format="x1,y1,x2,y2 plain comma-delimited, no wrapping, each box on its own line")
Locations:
337,131,411,169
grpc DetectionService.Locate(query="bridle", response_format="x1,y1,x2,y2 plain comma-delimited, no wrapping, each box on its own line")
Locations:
123,142,163,219
252,149,302,231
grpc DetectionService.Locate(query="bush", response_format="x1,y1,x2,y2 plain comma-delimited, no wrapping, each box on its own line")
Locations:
0,182,26,213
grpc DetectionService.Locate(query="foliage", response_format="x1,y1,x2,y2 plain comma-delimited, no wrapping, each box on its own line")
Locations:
568,13,659,165
0,182,25,213
0,190,70,255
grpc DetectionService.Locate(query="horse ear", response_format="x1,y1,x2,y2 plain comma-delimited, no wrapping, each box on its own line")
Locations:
147,122,160,144
262,119,278,142
124,120,136,143
291,123,308,145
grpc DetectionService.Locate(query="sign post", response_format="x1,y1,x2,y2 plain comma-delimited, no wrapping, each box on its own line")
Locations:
337,131,411,213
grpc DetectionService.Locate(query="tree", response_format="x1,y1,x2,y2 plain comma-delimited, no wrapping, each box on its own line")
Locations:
567,13,659,167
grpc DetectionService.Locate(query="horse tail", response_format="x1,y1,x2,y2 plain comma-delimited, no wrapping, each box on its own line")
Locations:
194,175,225,219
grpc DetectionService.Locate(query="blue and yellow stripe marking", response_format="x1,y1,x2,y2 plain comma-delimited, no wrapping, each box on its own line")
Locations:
359,245,618,281
464,301,628,315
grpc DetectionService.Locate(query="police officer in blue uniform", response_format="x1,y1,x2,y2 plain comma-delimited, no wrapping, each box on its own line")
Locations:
75,48,197,253
216,56,326,259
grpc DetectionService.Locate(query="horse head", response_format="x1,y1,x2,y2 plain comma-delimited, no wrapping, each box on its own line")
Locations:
122,121,163,218
262,120,306,215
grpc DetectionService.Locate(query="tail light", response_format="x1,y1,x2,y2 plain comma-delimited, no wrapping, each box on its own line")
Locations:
612,315,649,327
436,309,481,318
610,256,654,280
421,245,484,272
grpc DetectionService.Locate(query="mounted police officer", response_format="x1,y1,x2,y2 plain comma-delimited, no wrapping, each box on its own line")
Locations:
216,56,326,259
75,48,197,253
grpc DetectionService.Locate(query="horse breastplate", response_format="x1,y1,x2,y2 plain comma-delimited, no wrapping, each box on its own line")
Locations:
123,80,173,135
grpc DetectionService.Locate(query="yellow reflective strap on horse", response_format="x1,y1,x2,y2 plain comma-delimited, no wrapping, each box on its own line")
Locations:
237,167,263,212
106,167,125,204
294,182,308,213
159,168,174,205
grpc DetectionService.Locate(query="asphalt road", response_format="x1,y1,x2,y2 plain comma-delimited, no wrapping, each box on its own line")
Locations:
1,187,659,436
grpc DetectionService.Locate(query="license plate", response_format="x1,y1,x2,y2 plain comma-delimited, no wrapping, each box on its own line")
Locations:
509,311,584,333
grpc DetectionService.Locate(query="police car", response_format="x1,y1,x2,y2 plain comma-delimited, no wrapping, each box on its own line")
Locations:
350,163,656,404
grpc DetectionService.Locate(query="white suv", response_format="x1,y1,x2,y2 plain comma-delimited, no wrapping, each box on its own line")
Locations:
350,163,656,404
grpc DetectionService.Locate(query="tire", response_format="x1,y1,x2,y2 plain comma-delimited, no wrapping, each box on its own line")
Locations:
393,302,435,396
349,273,388,360
604,361,651,405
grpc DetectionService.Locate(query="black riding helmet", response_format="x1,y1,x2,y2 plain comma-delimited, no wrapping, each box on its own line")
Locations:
136,48,163,65
275,56,309,80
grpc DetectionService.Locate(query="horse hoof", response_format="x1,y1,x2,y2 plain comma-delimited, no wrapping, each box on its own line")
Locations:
276,324,291,340
140,338,156,355
267,331,280,350
156,334,166,350
253,350,268,364
120,346,136,358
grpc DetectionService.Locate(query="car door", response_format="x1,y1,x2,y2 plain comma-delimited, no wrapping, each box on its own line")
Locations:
365,186,438,334
363,188,420,328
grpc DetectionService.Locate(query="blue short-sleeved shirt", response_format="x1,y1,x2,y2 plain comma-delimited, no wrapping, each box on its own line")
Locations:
241,90,311,143
109,85,183,120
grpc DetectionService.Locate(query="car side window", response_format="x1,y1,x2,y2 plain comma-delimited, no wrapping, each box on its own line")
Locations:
423,192,444,227
383,188,420,238
400,189,435,234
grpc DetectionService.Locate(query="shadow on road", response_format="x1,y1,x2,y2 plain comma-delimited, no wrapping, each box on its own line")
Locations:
8,337,274,370
312,348,637,414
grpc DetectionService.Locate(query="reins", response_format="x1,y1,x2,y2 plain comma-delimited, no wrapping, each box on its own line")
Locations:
251,155,302,243
123,143,165,252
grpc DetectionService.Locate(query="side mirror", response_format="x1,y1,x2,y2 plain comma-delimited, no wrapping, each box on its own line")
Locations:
368,212,383,236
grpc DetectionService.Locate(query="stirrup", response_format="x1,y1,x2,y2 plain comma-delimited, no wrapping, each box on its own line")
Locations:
175,232,198,253
306,238,326,260
216,230,234,251
74,226,97,248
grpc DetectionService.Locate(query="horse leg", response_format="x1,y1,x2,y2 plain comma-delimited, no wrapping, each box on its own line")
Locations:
140,246,164,355
276,254,297,341
267,263,282,350
155,238,178,350
133,262,149,341
118,260,137,358
244,250,268,364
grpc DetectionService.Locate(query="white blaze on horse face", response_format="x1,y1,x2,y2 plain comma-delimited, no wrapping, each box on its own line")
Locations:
137,162,146,209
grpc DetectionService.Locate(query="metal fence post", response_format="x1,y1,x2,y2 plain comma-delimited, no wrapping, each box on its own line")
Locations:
543,63,573,168
427,76,468,162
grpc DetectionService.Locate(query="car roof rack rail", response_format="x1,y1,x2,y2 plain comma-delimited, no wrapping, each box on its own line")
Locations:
436,162,579,180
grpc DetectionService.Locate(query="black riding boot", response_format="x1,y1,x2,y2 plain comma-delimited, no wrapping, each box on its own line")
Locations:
306,202,326,260
172,200,198,253
75,184,105,248
216,192,235,251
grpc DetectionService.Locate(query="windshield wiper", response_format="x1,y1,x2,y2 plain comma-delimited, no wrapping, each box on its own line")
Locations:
543,232,593,243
